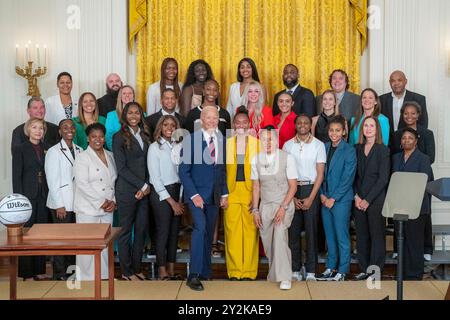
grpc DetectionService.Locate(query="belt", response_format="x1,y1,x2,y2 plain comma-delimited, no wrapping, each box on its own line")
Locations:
297,180,314,186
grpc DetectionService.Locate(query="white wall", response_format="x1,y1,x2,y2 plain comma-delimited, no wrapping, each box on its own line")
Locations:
367,0,450,229
0,0,128,197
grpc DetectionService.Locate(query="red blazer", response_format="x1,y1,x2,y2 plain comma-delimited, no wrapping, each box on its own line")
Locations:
250,106,274,134
274,111,297,148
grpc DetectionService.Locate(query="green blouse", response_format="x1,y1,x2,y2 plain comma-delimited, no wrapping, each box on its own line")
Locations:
72,116,106,150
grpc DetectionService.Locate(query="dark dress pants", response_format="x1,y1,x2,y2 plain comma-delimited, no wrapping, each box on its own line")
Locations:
19,195,48,278
50,210,75,279
288,185,319,274
149,184,181,266
117,193,149,276
354,201,386,273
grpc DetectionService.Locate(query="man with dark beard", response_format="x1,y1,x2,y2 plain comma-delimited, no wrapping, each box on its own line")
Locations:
272,64,316,118
97,73,123,117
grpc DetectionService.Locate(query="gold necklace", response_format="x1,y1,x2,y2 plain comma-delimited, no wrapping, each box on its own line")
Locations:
297,133,312,152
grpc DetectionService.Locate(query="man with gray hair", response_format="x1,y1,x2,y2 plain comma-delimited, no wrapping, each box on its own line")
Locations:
179,105,228,291
97,73,123,117
11,97,59,154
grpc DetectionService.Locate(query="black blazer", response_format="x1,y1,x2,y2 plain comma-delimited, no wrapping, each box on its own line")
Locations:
112,130,150,198
379,90,428,132
354,143,390,206
11,121,59,154
272,85,316,118
391,125,435,164
144,110,185,142
12,140,49,199
392,149,433,215
97,93,117,118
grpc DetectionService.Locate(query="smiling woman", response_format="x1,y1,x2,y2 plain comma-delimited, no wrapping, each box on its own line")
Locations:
44,72,79,125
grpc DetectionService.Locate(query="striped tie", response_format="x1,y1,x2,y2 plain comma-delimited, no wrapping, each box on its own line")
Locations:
208,136,216,164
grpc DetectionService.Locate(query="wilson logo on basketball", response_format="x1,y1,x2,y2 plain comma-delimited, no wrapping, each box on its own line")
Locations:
6,202,31,209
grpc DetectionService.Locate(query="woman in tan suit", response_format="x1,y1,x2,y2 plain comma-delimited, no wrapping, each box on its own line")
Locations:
251,126,298,290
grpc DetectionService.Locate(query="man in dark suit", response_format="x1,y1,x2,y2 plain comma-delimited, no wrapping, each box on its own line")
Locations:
179,106,228,291
97,73,123,117
316,69,360,122
379,70,428,133
144,88,185,142
11,97,59,154
272,64,316,118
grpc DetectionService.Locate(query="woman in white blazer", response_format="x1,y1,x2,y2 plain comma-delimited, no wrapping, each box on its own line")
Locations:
45,119,83,280
73,123,117,281
45,72,78,125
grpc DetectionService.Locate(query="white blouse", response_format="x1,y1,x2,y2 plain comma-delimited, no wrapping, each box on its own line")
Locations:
44,94,78,125
226,82,245,118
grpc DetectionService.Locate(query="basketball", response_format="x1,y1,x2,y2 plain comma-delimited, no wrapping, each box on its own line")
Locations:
0,194,32,226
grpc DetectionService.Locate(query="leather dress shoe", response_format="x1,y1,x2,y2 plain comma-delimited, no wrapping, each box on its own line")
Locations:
187,277,204,291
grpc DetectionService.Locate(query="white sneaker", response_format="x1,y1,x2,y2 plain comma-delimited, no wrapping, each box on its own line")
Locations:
331,273,345,281
280,280,292,290
306,273,316,281
424,254,432,261
291,271,303,281
392,253,398,259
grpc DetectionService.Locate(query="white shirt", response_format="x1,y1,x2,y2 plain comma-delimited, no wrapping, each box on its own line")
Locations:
202,129,219,162
129,126,144,150
283,136,326,182
250,150,298,180
146,80,183,116
285,83,300,95
392,91,406,131
44,94,79,125
226,82,244,118
336,91,345,105
148,139,180,201
161,108,176,116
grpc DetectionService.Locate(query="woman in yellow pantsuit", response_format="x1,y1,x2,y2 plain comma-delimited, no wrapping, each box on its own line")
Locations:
225,106,260,280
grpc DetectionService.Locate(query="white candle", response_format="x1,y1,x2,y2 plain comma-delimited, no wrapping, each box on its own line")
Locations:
25,44,29,63
36,44,40,67
15,44,19,67
27,40,32,62
44,45,47,67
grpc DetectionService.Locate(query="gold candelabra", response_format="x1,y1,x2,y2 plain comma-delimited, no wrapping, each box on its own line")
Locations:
15,62,47,97
15,42,48,97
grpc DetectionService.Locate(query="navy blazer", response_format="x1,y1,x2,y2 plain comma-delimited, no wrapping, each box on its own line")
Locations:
273,85,316,118
392,149,433,215
391,125,435,164
321,140,356,202
179,130,228,206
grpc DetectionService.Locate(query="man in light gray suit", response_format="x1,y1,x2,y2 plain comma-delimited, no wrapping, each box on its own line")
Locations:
316,69,360,122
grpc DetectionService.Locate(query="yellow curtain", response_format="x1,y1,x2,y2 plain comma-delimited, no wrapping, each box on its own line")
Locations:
132,0,367,110
135,0,245,108
129,0,147,50
247,0,364,103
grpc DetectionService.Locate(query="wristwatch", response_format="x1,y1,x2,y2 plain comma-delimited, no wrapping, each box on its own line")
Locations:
251,208,260,214
280,204,289,210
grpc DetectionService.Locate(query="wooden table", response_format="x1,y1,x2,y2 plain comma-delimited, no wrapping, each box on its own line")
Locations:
0,227,120,300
